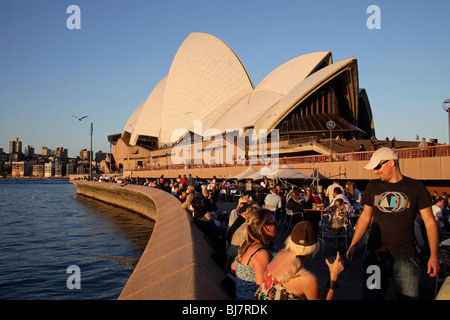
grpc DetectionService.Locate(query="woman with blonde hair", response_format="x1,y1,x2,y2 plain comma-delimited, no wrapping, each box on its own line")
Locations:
226,204,260,270
181,193,195,211
255,221,344,300
231,209,277,300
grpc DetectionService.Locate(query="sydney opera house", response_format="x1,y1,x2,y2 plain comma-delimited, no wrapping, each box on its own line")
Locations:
108,32,376,174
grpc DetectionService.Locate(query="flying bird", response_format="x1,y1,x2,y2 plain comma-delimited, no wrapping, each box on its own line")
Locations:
73,115,88,121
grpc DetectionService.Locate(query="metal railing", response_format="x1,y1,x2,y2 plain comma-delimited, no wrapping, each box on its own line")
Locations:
281,145,450,165
132,145,450,172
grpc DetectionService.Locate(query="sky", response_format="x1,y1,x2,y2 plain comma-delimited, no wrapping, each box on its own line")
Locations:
1,0,449,158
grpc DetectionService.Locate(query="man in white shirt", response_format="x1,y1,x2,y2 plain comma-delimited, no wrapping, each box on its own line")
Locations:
264,188,282,211
432,196,445,235
329,187,352,211
325,179,344,203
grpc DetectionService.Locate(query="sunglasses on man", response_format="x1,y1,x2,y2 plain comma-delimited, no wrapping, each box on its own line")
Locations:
374,160,389,170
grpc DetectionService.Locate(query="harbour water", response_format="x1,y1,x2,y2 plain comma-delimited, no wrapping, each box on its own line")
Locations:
0,178,154,300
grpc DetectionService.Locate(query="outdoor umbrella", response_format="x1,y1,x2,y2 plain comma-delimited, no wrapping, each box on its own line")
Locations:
276,165,311,180
247,166,277,180
231,167,258,180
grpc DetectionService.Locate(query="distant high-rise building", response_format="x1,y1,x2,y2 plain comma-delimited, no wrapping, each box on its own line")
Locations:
9,138,22,161
25,145,35,159
41,147,52,156
79,149,91,160
9,137,22,154
55,147,68,159
0,148,8,162
95,150,107,162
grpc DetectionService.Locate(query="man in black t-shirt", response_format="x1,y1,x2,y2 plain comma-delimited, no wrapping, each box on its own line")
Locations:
346,147,439,299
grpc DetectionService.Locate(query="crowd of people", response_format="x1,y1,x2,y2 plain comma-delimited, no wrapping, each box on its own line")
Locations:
178,148,446,300
181,188,346,300
91,147,448,300
176,174,357,300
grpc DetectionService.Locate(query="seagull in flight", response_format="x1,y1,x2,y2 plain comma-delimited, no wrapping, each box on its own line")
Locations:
73,115,88,121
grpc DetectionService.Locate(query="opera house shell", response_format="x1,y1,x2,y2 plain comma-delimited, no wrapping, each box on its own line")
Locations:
113,32,375,170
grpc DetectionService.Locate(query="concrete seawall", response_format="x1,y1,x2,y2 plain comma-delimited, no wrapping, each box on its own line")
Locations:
71,181,231,300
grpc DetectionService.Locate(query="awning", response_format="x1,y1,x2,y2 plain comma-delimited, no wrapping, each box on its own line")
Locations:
231,167,258,180
276,165,311,179
246,165,312,180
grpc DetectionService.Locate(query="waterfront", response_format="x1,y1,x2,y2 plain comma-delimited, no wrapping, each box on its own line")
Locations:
0,179,154,300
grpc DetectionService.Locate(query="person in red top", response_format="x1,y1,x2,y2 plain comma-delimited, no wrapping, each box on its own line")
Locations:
312,189,322,205
179,174,187,185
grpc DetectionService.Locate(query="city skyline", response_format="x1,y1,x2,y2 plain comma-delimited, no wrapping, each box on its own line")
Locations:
1,136,106,161
1,0,449,158
0,136,105,159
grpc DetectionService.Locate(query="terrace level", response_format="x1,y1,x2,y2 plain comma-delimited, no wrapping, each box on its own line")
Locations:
125,144,449,179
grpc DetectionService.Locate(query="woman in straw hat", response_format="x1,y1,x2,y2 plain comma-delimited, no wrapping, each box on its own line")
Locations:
255,221,344,300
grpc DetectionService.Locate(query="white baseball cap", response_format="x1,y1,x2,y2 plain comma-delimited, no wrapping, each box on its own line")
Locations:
364,147,399,170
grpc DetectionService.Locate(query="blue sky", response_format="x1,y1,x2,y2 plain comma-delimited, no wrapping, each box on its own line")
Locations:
1,0,449,158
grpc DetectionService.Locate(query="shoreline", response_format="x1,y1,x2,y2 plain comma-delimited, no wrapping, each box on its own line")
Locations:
0,176,69,179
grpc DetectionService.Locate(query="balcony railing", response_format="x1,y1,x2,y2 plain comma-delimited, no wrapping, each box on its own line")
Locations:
130,145,450,173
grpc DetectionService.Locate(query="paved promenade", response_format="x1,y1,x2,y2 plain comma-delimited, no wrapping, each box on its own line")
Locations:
217,200,436,300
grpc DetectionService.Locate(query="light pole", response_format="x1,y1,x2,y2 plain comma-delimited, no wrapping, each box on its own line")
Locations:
72,115,91,178
443,99,450,145
326,120,336,162
165,151,169,168
90,123,93,181
109,140,112,173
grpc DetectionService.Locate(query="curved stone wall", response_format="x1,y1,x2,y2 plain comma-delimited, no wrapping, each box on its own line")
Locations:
72,181,230,300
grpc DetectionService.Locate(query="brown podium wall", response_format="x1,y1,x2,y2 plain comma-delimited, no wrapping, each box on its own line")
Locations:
72,181,231,300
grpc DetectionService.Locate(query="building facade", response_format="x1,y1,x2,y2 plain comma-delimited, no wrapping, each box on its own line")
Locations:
111,33,375,172
11,161,25,177
44,162,54,178
32,164,45,177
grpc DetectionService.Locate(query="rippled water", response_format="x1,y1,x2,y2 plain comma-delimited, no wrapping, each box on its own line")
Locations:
0,179,154,300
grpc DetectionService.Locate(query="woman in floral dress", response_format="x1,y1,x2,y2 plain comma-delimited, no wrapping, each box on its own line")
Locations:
255,221,344,300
